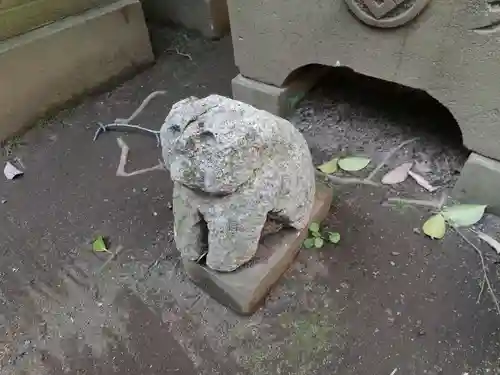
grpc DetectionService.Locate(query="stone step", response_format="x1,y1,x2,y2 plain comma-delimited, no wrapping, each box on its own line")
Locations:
0,0,117,41
0,0,154,141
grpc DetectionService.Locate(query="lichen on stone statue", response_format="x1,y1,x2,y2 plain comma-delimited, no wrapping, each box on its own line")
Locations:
160,95,315,272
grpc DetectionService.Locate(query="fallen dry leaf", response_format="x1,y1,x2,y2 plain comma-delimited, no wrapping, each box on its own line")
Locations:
381,162,413,185
4,162,23,180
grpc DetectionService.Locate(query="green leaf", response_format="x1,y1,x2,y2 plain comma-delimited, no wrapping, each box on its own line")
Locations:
92,236,108,252
441,204,487,227
338,156,371,172
317,158,339,174
327,232,341,244
422,214,446,239
309,222,320,233
311,231,322,238
303,238,315,249
314,237,324,248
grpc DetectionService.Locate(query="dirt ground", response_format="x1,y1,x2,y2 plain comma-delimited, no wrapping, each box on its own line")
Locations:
1,26,499,375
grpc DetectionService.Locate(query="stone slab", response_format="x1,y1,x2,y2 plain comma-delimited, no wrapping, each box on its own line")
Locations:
452,153,500,216
232,66,329,117
141,0,229,38
227,0,500,161
0,0,154,142
183,182,333,315
0,0,116,41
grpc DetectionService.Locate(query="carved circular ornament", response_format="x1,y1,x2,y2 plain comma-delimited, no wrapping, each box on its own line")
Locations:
345,0,432,28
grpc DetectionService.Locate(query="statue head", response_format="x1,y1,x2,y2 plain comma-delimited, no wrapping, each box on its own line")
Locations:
160,95,265,195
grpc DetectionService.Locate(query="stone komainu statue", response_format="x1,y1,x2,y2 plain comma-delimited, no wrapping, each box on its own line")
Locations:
160,95,315,272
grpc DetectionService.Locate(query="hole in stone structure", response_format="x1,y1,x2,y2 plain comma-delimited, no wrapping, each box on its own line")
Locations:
260,214,286,242
196,214,209,265
199,130,216,145
288,66,469,187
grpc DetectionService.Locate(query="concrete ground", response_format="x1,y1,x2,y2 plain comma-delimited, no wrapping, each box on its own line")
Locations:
1,26,500,375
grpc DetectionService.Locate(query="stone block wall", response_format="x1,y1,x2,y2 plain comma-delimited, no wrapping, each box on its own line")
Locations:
228,0,500,161
227,0,500,212
0,0,118,40
0,0,154,141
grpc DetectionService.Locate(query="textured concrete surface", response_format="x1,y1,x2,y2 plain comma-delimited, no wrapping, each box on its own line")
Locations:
142,0,229,38
0,26,499,375
453,153,500,215
183,183,333,314
227,0,500,161
0,0,116,41
0,0,153,143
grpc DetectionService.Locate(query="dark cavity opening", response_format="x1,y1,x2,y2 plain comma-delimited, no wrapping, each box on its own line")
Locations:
287,64,464,147
196,213,209,265
288,65,469,185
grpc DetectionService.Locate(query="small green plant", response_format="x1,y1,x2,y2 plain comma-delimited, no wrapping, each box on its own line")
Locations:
303,222,340,249
92,235,111,254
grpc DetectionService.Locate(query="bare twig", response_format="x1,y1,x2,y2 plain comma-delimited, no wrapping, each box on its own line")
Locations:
91,245,126,302
115,90,167,124
315,170,380,187
93,90,166,144
385,192,448,210
385,197,443,209
116,137,165,177
14,157,25,170
94,123,161,145
167,48,193,61
438,192,448,208
95,245,125,276
453,227,500,315
477,278,486,304
366,137,419,181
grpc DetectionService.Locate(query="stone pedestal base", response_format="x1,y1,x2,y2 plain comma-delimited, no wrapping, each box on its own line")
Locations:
232,67,328,118
0,0,154,142
183,182,333,315
452,153,500,216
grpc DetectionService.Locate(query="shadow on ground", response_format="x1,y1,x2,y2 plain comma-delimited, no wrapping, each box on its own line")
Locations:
0,26,499,375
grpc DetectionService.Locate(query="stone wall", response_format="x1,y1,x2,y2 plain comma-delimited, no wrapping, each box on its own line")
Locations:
0,0,154,141
227,0,500,163
228,0,500,212
0,0,117,40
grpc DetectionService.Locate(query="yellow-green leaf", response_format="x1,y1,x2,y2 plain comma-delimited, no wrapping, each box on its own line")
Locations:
422,214,446,239
309,222,320,233
338,156,371,172
314,237,324,248
92,236,108,252
303,238,315,249
317,158,338,174
441,204,487,227
328,232,341,244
